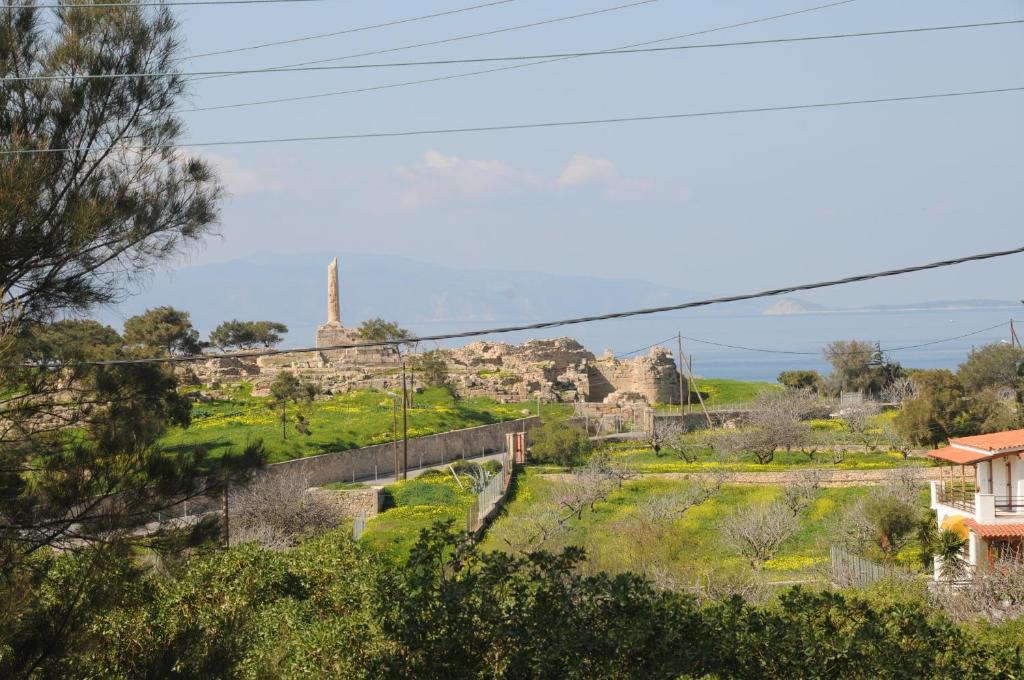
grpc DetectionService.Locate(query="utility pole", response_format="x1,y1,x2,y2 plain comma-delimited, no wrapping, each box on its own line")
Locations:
677,332,686,419
390,394,399,482
401,367,409,480
681,352,713,428
1011,318,1021,349
221,477,230,547
687,355,693,414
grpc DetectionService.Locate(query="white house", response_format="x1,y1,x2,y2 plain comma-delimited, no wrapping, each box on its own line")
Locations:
929,428,1024,576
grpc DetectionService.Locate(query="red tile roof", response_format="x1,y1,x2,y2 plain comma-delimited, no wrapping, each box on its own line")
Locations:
927,447,989,465
964,519,1024,538
950,429,1024,452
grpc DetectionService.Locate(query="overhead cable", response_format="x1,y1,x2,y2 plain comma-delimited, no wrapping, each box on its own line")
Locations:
6,85,1022,155
679,321,1013,356
28,18,1017,81
6,0,330,7
185,0,522,60
181,0,859,113
27,244,1024,366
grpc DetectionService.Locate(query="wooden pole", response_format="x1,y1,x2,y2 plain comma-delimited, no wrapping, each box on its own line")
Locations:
402,368,409,480
1012,318,1021,349
392,397,399,481
687,355,694,414
680,347,713,429
677,332,686,419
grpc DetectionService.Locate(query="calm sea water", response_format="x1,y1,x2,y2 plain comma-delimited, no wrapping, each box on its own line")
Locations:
400,307,1021,382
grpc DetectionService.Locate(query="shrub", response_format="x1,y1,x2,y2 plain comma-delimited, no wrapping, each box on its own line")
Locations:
529,421,591,467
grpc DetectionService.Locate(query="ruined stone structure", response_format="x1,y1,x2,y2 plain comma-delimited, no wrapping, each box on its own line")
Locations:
186,258,684,405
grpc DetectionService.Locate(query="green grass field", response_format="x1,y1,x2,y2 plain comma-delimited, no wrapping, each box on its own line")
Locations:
656,377,781,411
360,472,476,559
161,385,547,464
482,470,928,583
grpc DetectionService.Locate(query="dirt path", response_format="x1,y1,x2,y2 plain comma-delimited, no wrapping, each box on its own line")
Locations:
542,467,941,487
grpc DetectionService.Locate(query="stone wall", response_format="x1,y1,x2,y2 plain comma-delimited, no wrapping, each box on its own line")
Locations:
588,347,682,404
305,486,383,518
270,416,540,487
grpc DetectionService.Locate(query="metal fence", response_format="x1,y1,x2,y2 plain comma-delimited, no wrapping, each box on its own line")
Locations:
352,510,367,541
829,545,902,587
466,452,513,534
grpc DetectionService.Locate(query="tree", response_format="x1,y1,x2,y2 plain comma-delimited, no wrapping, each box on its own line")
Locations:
20,319,124,361
720,501,798,570
777,370,825,393
0,5,260,671
823,340,903,396
957,342,1024,393
714,390,818,464
268,371,316,440
357,318,410,343
841,400,881,449
894,370,969,446
414,350,450,389
528,421,591,467
209,320,288,351
124,306,201,356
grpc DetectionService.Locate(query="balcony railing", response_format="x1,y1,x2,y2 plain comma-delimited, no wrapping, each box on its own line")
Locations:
936,485,975,514
995,496,1024,514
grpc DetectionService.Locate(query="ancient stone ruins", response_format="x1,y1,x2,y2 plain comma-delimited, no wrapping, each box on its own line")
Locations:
187,258,685,406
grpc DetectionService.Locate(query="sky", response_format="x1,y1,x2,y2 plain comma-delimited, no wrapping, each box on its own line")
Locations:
168,0,1024,308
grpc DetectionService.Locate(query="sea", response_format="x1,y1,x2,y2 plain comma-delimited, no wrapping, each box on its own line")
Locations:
399,307,1022,382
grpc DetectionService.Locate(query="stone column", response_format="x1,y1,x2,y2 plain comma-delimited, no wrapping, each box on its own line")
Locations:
327,257,340,324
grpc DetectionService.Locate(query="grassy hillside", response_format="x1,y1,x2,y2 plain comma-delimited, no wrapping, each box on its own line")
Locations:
482,470,928,583
161,385,546,464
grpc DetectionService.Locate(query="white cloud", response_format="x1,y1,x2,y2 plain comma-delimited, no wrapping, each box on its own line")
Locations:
392,150,541,208
556,154,616,187
556,154,653,200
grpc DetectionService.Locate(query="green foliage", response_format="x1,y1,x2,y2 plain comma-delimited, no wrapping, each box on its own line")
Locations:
268,371,316,440
124,306,202,357
861,494,919,559
209,319,289,350
20,319,124,361
161,386,535,464
957,341,1024,392
777,369,825,393
414,350,450,389
895,369,971,445
357,318,410,343
823,339,904,396
529,421,592,466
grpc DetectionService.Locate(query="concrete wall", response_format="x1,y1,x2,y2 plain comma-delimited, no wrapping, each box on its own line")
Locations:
166,416,539,519
257,416,539,488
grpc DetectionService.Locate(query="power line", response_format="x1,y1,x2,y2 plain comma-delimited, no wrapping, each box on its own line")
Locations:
27,244,1024,366
190,0,661,81
679,321,1013,356
181,0,859,113
5,0,330,7
185,0,522,60
28,18,1013,81
6,85,1022,155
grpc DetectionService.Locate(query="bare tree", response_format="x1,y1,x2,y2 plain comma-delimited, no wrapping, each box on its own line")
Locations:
881,420,915,460
781,467,827,517
618,475,723,582
882,376,919,405
935,555,1024,624
228,470,348,549
713,389,822,464
720,501,798,570
841,400,881,450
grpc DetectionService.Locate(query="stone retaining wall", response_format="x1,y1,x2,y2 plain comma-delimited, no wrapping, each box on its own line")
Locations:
305,487,383,518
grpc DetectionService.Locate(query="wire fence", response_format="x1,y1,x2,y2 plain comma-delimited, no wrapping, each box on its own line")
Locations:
467,450,514,535
829,545,903,587
352,510,367,541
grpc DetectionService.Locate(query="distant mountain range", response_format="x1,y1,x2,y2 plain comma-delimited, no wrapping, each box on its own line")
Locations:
94,253,1020,347
761,297,1019,316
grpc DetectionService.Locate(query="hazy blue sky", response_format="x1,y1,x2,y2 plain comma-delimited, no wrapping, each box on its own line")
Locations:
170,0,1023,307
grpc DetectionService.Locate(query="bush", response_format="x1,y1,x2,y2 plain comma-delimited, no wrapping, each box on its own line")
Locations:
389,477,463,508
529,421,591,466
482,459,503,475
